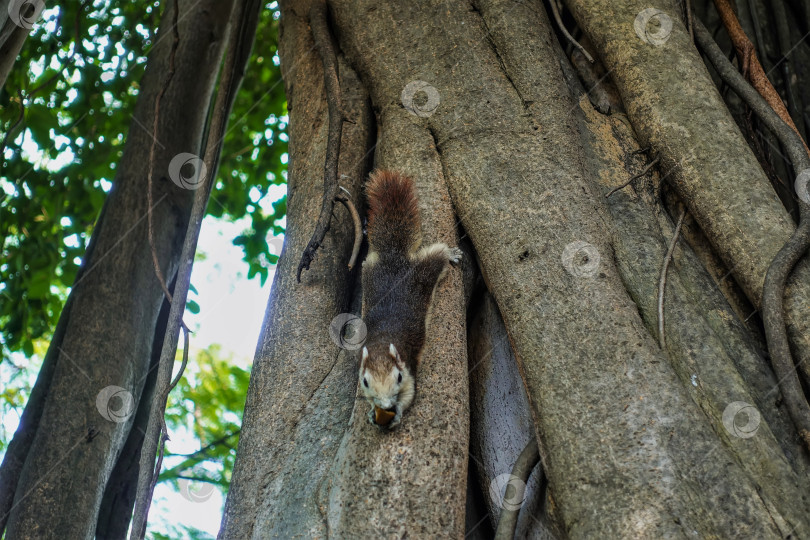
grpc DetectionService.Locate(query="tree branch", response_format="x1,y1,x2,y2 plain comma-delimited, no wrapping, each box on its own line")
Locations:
335,186,362,270
712,0,809,156
148,0,181,304
695,19,810,451
296,0,347,282
605,155,660,198
494,436,541,540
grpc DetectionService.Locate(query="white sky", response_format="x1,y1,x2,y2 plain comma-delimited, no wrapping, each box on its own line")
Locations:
151,214,276,537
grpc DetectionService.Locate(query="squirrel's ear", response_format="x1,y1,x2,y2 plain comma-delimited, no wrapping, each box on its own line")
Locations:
389,343,398,359
362,347,368,362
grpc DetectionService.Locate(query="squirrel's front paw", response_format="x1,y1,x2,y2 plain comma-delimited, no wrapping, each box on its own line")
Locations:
447,247,463,266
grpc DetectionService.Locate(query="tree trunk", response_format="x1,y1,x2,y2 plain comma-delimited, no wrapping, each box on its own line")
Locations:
0,1,235,537
222,0,810,538
0,0,40,90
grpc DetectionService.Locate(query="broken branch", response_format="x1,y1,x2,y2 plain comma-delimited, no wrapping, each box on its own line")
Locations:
335,186,362,270
605,155,660,198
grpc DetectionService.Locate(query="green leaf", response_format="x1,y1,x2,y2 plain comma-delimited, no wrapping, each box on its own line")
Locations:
186,300,200,315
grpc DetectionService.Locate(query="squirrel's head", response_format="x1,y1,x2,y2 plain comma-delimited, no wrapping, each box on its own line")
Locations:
360,343,415,428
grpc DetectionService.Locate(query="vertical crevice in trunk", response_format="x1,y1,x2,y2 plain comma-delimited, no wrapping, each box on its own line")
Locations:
468,291,560,539
95,284,172,540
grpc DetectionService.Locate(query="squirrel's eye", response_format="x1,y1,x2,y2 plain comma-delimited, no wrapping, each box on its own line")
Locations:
397,373,403,384
363,377,369,388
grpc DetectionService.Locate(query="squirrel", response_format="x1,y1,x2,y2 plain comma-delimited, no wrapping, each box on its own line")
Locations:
358,170,462,429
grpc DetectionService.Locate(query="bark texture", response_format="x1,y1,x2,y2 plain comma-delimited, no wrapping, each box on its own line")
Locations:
328,0,809,536
565,0,810,373
218,2,374,536
0,1,233,537
220,2,471,538
219,0,810,537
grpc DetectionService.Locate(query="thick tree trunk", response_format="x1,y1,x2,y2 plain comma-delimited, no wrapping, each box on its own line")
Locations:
218,2,375,536
0,1,234,537
222,0,810,538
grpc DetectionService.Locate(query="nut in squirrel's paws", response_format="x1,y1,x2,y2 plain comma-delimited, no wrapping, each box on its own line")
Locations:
367,405,401,430
447,247,463,266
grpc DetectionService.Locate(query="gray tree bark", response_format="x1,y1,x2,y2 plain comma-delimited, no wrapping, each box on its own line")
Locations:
0,0,235,537
0,0,39,90
222,0,810,538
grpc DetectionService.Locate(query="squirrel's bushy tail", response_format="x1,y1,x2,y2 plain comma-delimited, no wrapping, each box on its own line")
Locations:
366,170,421,255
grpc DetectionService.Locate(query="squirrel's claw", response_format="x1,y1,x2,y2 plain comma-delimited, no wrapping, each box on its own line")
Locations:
447,247,463,266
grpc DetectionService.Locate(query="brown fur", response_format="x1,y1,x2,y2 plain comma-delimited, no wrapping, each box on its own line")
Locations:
359,170,462,428
366,170,421,255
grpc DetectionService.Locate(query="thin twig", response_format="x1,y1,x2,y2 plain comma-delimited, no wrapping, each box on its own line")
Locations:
297,0,347,282
335,186,362,270
695,19,810,451
494,436,541,540
549,0,593,63
658,208,686,350
605,155,660,198
142,324,189,514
